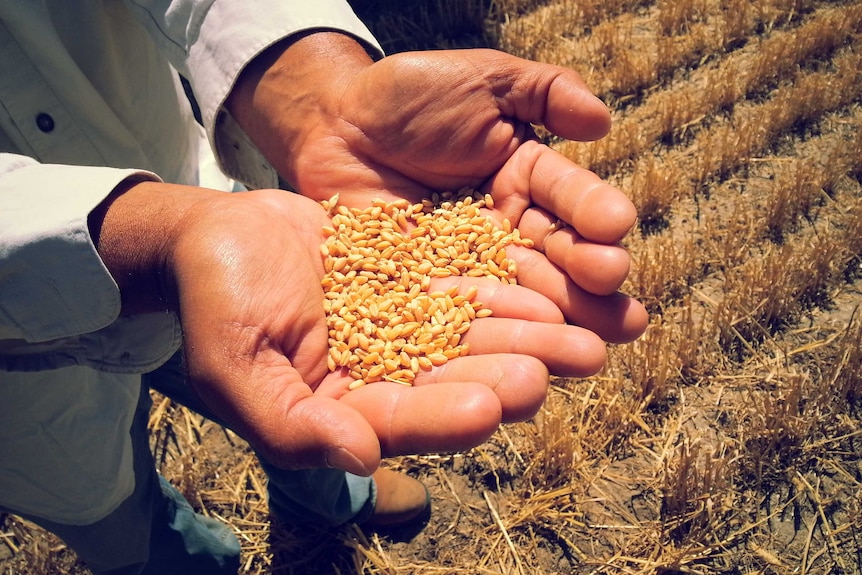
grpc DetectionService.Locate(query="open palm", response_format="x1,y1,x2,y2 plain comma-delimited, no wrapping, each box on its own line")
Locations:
207,43,649,473
266,48,647,343
170,188,611,475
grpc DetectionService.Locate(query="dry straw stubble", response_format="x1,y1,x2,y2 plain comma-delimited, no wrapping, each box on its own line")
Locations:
319,189,534,389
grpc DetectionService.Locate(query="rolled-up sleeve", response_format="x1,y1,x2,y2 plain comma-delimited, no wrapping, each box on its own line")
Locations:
0,153,158,342
124,0,384,189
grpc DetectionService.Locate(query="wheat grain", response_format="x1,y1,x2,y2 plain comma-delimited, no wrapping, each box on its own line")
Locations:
319,189,533,387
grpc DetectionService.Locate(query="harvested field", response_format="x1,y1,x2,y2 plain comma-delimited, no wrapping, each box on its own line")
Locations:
3,0,861,573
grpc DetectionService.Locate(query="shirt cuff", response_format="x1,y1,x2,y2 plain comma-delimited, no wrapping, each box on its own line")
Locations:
0,157,159,342
189,2,384,189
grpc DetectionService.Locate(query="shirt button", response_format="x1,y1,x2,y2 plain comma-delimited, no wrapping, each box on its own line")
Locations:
35,113,55,133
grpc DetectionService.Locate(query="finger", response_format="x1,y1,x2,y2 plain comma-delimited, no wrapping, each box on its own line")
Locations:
316,352,548,424
482,50,612,141
339,380,503,456
485,141,638,245
428,275,564,324
514,207,632,296
411,353,550,423
462,317,608,377
435,278,635,369
506,249,649,343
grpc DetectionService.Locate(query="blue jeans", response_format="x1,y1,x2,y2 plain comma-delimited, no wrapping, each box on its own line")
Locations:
6,352,374,574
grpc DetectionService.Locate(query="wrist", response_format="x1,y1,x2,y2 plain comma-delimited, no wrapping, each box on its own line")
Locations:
89,180,216,315
226,31,374,189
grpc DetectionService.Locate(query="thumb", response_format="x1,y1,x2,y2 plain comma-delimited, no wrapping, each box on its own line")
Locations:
260,392,383,476
188,350,381,476
485,50,612,141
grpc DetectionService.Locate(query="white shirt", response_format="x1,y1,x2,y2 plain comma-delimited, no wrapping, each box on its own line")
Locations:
0,0,382,367
0,0,382,524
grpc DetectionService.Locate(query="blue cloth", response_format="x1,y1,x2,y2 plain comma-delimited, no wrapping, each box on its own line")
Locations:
3,383,240,574
1,353,374,574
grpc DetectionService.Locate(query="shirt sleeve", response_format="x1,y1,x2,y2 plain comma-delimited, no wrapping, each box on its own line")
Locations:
0,153,159,342
123,0,385,189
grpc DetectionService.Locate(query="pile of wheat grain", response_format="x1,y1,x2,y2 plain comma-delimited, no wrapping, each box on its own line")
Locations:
320,189,533,389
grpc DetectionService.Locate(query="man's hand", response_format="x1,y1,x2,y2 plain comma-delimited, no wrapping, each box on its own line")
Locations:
91,182,621,475
228,33,648,344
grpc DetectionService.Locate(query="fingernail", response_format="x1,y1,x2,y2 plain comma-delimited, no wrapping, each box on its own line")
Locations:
325,447,371,476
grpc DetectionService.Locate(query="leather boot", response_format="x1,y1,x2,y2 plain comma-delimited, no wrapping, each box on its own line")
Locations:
364,468,430,528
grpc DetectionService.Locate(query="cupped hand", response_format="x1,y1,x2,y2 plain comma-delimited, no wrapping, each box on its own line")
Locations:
229,37,648,345
164,187,609,475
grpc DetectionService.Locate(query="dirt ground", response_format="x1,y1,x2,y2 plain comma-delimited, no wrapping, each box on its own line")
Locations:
3,1,861,574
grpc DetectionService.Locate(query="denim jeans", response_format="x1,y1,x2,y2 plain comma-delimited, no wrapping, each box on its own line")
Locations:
1,351,374,574
5,381,240,575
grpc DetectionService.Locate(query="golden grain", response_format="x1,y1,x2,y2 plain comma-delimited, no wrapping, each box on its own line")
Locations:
366,364,385,379
427,352,449,366
319,188,532,387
